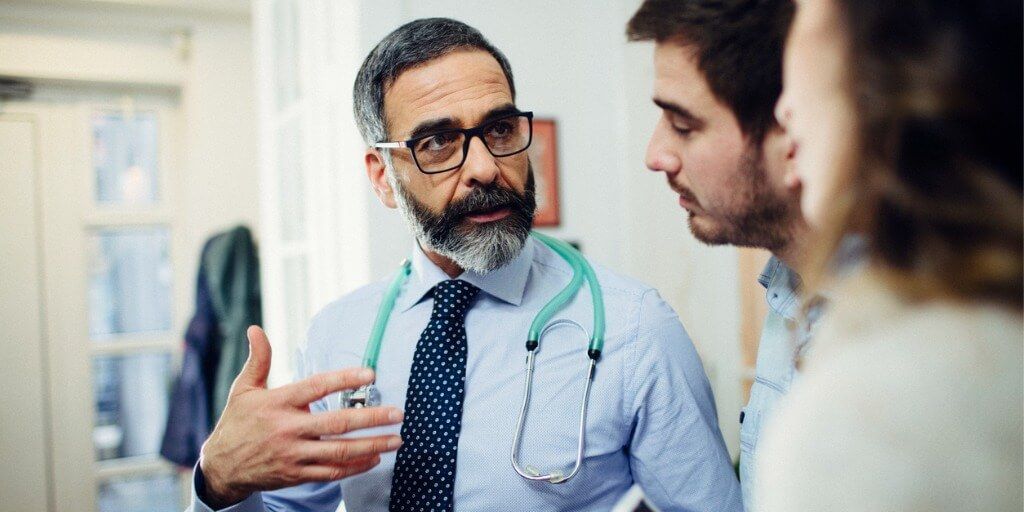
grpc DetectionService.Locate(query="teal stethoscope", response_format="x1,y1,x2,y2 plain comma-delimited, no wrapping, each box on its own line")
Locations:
340,231,605,484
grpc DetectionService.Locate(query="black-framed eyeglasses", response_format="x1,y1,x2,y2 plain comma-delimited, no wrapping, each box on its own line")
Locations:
373,111,534,174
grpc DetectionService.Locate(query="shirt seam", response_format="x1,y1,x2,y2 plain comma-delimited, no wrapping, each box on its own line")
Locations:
626,288,679,506
752,375,786,394
624,288,649,429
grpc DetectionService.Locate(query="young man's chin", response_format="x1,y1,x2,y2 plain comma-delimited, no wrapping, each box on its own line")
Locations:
687,214,734,247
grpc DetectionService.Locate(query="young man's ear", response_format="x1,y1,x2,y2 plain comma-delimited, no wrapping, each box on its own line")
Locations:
780,135,801,192
764,125,802,192
366,149,398,209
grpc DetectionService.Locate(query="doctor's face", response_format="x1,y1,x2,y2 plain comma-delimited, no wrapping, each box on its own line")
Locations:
645,40,798,252
367,49,536,273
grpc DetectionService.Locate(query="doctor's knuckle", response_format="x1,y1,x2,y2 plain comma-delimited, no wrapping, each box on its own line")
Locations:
327,466,348,480
331,413,351,433
370,408,390,425
306,375,330,399
269,420,297,443
282,465,302,482
333,443,352,460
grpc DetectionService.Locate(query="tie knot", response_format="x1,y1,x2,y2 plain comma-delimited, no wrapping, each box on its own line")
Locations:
431,279,479,318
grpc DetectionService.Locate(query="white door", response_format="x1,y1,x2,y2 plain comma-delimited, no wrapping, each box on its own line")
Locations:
1,86,189,512
0,114,53,511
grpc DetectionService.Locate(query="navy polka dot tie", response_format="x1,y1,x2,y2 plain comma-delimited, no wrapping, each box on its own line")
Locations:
389,279,479,512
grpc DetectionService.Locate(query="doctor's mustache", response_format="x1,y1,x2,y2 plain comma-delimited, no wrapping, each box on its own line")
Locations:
453,172,536,221
432,168,538,231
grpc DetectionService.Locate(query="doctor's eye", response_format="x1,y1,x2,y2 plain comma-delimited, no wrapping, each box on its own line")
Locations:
416,132,460,153
485,119,516,139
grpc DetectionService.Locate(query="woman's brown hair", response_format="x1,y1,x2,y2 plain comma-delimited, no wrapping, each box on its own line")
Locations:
809,0,1023,310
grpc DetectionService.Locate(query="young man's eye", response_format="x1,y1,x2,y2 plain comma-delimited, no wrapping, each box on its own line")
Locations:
672,125,693,136
662,111,695,137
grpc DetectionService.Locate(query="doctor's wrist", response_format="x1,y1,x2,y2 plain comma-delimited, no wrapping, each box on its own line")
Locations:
198,455,252,509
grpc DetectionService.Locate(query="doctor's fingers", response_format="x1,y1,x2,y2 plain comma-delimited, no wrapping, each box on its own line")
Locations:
296,436,401,466
275,367,376,407
294,455,382,483
300,407,404,437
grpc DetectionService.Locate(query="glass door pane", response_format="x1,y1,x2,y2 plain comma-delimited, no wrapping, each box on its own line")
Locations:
88,227,173,340
92,111,160,205
92,353,172,461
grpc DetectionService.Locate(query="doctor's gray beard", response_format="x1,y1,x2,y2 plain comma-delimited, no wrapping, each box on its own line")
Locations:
389,166,537,274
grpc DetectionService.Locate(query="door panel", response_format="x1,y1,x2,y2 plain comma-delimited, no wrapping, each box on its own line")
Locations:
4,89,185,512
0,115,53,512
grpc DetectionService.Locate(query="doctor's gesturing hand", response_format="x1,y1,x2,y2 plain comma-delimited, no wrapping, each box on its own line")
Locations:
198,326,405,508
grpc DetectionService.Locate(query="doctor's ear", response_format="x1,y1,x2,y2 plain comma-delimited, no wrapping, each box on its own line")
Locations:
366,149,398,209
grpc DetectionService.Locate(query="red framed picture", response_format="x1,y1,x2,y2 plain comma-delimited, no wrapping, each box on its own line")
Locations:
528,118,561,227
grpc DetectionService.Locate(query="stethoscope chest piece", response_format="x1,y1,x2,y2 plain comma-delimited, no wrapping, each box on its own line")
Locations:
341,383,382,408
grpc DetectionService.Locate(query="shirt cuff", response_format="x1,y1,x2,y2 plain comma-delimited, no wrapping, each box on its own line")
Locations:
190,461,265,512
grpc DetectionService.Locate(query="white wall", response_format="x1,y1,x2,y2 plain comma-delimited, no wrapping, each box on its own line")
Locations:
178,19,260,270
326,0,744,457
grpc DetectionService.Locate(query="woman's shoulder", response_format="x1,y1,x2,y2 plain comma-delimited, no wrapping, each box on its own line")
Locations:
755,273,1022,511
810,271,1022,373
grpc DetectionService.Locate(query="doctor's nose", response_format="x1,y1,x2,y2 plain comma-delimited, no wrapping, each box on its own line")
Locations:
460,136,501,187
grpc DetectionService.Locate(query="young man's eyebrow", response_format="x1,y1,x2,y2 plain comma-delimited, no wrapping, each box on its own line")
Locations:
653,98,705,128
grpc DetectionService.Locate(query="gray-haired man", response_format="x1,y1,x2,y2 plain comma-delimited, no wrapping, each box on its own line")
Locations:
190,18,741,512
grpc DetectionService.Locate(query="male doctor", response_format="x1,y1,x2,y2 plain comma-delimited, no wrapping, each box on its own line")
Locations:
190,18,741,512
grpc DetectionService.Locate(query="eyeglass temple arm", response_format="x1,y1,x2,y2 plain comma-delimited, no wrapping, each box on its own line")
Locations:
372,141,407,149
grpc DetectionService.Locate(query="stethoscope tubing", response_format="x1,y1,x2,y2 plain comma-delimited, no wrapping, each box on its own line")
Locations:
355,231,606,485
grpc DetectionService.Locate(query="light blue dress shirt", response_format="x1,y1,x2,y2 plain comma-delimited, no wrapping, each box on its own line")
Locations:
190,237,742,512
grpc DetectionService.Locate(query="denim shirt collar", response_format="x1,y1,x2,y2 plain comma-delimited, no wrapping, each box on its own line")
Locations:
758,256,803,321
396,236,535,312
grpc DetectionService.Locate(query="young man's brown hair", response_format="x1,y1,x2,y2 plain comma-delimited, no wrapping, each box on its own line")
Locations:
627,0,794,143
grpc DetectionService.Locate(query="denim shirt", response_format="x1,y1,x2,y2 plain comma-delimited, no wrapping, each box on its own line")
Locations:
739,257,820,510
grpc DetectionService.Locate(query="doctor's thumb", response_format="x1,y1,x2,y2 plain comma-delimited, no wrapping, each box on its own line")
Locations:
239,325,273,390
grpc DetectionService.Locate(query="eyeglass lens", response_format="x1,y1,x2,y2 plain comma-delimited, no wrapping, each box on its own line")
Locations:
412,114,531,173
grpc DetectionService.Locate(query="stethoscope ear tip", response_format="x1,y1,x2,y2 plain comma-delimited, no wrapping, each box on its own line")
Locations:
524,466,566,484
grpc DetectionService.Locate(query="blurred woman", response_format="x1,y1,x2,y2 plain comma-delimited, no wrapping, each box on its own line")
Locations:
761,0,1023,510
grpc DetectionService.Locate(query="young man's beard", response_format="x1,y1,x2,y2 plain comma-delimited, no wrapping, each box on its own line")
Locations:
688,145,797,253
390,165,537,274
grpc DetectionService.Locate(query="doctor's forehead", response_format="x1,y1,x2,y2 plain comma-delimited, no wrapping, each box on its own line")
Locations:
383,50,514,136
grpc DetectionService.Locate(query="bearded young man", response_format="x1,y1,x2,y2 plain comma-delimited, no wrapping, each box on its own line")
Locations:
190,18,741,512
627,1,815,510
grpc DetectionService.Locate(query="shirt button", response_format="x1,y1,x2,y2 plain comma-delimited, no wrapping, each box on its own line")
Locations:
739,410,745,424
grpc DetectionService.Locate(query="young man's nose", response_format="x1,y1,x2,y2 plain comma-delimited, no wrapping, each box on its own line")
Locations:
645,121,682,174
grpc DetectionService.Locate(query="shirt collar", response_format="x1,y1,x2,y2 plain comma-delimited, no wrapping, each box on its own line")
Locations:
756,236,865,321
395,236,535,312
758,255,803,321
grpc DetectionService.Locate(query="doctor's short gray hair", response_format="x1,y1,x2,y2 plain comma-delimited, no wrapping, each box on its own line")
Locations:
352,17,517,146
